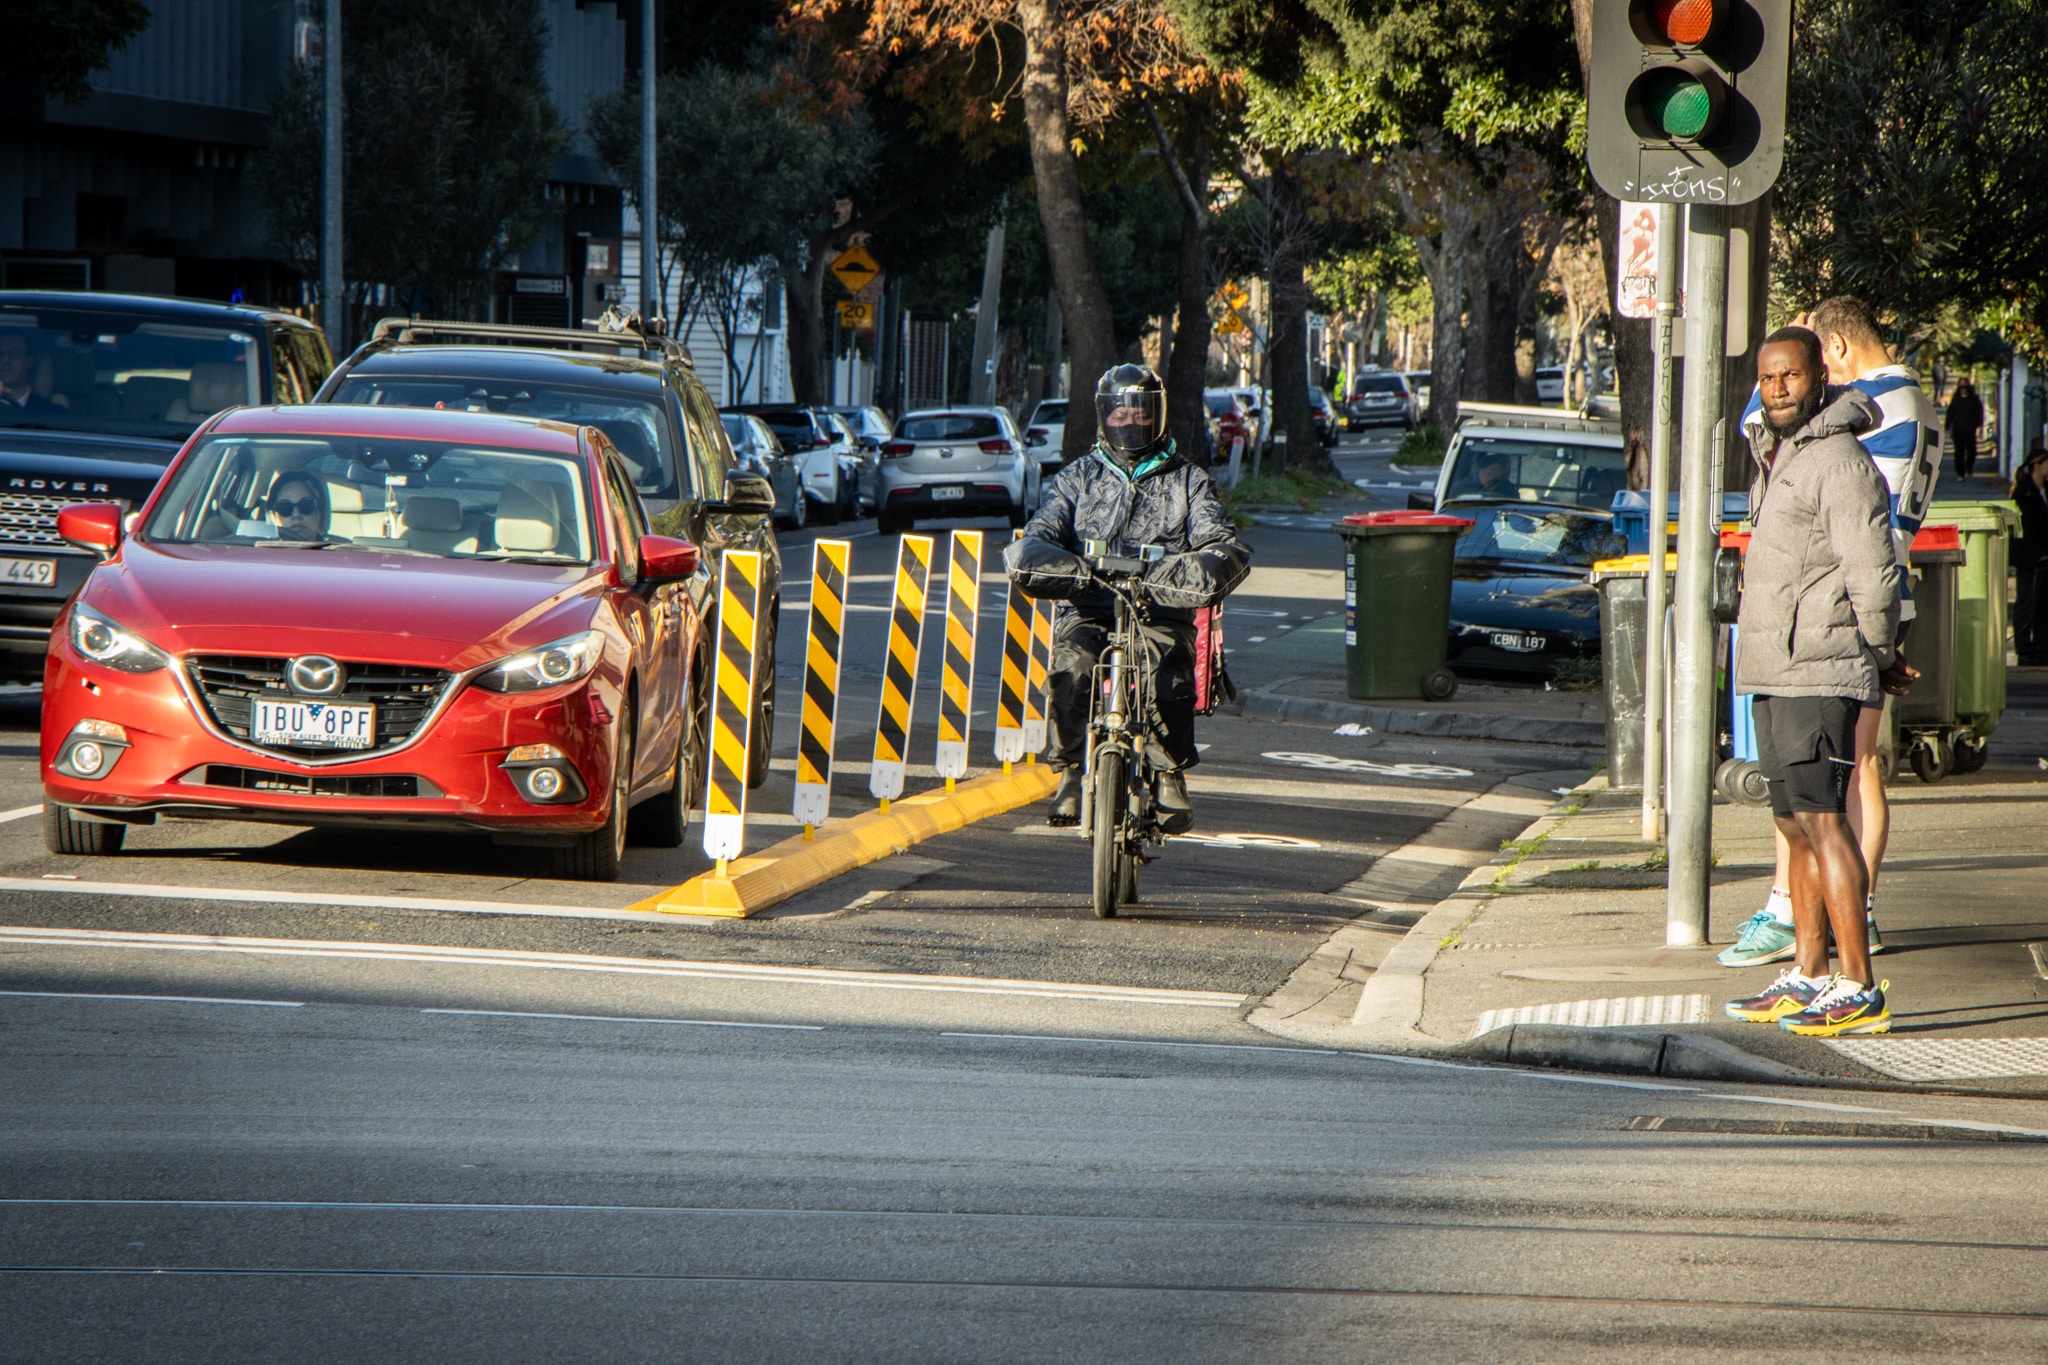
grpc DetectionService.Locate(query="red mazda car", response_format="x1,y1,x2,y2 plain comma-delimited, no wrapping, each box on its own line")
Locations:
40,404,753,880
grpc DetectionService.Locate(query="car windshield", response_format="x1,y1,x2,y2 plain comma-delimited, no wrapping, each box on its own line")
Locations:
0,307,261,441
1354,376,1406,395
327,373,678,500
1202,394,1238,417
1443,435,1628,511
900,413,1002,441
1455,505,1623,568
142,433,596,563
750,410,819,447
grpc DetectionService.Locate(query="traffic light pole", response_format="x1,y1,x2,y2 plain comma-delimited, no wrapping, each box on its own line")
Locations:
1667,204,1728,946
1640,202,1679,844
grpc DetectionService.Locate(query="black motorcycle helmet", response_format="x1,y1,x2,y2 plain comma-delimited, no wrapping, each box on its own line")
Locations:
1094,363,1168,463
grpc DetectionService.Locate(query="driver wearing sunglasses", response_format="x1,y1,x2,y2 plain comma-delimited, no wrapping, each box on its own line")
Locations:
265,473,329,541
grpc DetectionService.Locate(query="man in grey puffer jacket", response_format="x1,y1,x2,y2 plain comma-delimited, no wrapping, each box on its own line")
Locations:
1725,325,1914,1038
1003,364,1250,830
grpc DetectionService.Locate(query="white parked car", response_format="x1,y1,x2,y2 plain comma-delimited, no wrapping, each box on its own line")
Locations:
875,406,1040,535
1534,366,1566,406
1023,397,1069,497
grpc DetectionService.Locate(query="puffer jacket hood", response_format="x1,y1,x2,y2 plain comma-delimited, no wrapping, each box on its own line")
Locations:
1735,384,1899,701
1002,441,1250,622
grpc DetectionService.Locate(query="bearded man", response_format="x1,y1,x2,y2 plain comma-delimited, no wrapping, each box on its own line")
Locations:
1722,325,1911,1038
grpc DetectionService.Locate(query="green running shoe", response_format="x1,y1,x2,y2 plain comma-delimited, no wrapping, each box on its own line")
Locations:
1717,910,1797,968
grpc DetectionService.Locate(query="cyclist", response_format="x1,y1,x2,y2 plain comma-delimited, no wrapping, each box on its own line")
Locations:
1003,364,1250,832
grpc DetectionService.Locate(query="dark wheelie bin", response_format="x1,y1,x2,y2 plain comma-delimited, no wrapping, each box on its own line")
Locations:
1335,510,1474,701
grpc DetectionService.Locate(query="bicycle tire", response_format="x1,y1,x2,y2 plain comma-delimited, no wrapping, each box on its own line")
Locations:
1091,749,1124,919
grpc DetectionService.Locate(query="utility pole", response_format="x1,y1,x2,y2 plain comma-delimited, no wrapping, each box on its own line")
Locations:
968,221,1005,406
1640,203,1679,844
320,0,343,354
1666,205,1728,946
639,0,659,321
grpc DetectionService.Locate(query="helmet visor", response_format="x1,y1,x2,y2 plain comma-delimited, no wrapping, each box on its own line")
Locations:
1095,388,1165,453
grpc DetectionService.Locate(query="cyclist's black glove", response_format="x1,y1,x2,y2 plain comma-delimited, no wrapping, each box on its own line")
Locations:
1141,543,1251,609
1002,536,1091,600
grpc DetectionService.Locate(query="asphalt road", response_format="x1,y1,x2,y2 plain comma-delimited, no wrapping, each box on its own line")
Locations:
6,964,2048,1363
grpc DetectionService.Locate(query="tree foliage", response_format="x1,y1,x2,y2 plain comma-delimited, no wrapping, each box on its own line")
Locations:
254,0,565,326
1,0,150,104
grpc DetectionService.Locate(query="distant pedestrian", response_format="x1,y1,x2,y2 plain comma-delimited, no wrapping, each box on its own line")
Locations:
1724,326,1910,1038
1946,377,1984,479
2011,446,2048,665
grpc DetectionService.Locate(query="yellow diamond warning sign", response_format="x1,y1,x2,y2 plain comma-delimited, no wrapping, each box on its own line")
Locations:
830,244,881,296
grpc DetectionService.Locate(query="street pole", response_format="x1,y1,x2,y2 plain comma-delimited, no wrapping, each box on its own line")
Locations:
320,0,343,355
639,0,659,322
1640,203,1678,843
1667,203,1728,947
968,221,1005,406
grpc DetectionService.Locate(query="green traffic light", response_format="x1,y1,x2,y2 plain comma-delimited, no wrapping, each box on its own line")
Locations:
1642,68,1713,138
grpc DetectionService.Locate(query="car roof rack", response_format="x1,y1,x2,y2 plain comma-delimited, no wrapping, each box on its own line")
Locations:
1455,401,1621,436
369,308,695,368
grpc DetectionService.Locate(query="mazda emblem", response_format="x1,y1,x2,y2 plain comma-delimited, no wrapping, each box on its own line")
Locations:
287,655,346,696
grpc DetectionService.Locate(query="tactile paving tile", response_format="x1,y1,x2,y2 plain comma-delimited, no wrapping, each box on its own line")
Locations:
1823,1037,2048,1081
1472,993,1707,1037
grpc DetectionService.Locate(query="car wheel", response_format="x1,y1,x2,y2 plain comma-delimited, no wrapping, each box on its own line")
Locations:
627,726,689,848
43,803,124,856
1008,500,1027,529
747,610,776,790
877,512,909,536
553,721,631,882
782,489,808,531
815,484,842,526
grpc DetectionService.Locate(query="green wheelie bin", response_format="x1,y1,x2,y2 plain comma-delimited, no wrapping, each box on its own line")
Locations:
1922,499,2021,773
1334,510,1474,701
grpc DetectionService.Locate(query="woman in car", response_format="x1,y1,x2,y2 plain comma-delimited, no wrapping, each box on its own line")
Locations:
264,473,331,541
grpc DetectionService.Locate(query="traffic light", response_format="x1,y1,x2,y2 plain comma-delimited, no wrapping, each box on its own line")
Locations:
1586,0,1791,207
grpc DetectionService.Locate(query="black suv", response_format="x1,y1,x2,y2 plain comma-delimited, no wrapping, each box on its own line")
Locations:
1,291,333,681
313,314,783,785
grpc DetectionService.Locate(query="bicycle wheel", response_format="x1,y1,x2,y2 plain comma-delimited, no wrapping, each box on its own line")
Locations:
1091,749,1125,919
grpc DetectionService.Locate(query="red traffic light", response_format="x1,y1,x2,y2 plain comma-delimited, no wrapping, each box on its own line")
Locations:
1631,0,1727,47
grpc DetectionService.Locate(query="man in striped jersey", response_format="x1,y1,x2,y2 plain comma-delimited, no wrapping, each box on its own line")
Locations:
1720,296,1934,969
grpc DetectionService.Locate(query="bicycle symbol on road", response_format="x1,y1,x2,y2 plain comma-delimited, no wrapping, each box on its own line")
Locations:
1262,751,1476,781
1171,832,1322,851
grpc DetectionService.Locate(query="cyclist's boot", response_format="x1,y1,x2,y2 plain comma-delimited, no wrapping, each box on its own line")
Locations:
1048,767,1084,826
1156,770,1195,834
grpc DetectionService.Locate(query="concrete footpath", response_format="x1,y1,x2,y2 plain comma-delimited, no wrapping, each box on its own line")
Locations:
1254,668,2048,1095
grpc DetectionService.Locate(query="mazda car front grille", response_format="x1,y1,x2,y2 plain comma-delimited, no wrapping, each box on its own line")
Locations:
186,655,454,759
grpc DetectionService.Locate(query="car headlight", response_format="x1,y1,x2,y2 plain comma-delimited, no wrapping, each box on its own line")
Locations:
68,605,169,674
474,630,603,693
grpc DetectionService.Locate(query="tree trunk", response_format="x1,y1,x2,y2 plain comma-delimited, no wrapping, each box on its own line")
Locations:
780,244,828,405
1151,96,1213,467
1018,0,1118,466
1265,162,1335,478
1414,201,1475,430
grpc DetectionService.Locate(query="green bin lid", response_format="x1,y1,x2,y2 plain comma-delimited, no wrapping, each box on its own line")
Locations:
1925,499,2020,532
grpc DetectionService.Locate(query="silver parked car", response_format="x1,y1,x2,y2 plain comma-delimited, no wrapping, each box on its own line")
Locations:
875,406,1040,535
722,411,806,529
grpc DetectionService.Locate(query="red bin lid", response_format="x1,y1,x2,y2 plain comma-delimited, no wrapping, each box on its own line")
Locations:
1911,524,1961,553
1339,510,1475,529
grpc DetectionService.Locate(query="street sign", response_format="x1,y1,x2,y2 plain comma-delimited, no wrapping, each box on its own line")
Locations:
836,300,874,330
1215,312,1247,337
830,244,881,296
1586,0,1791,207
1218,280,1250,311
1616,201,1752,355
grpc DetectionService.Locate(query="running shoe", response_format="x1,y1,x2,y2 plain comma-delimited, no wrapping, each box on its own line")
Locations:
1717,909,1798,968
1779,976,1891,1036
1724,967,1825,1023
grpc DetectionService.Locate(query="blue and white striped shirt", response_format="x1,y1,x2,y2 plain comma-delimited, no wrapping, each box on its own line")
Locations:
1741,366,1941,619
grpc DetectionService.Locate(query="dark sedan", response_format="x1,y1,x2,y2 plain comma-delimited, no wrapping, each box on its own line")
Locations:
1445,504,1622,681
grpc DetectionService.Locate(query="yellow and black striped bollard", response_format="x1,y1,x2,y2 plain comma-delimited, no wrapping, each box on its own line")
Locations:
793,539,852,839
1023,596,1053,757
993,531,1032,772
701,549,762,875
934,530,983,790
869,533,934,810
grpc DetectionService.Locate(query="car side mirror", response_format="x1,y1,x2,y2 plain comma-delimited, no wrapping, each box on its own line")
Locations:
1406,491,1436,511
638,534,700,582
59,502,124,557
714,474,776,516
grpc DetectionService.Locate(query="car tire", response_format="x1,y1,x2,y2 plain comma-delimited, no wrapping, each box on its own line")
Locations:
43,803,124,856
877,512,909,536
747,611,776,790
780,490,808,532
553,722,631,882
1008,500,1027,529
815,486,842,526
627,728,689,848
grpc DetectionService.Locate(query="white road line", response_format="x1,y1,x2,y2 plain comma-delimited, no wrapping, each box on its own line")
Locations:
0,805,40,824
421,1008,822,1031
0,989,302,1008
941,1033,1333,1055
0,877,685,926
0,926,1247,1009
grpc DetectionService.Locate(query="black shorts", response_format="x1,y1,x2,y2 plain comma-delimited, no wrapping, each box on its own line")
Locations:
1751,694,1859,817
